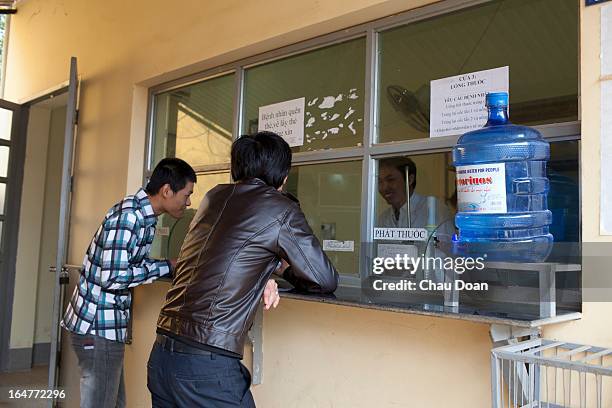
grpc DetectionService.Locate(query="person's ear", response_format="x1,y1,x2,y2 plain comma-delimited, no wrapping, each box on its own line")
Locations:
408,174,416,188
161,183,173,198
277,176,288,192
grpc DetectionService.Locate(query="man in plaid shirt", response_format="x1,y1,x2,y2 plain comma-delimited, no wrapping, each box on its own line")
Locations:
62,157,196,408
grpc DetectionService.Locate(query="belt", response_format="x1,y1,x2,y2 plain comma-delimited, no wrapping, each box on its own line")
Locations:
155,334,213,356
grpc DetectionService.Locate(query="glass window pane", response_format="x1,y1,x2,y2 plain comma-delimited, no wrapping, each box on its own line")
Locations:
548,140,579,243
0,108,12,141
285,161,362,275
151,73,235,169
190,172,231,210
0,146,9,177
377,0,578,143
0,183,5,215
150,172,230,260
374,153,456,281
243,38,366,153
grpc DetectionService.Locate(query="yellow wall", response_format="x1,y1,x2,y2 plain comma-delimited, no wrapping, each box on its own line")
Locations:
542,0,612,347
5,0,611,407
126,282,491,408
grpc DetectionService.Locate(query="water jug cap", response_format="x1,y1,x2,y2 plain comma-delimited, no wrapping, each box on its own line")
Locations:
485,92,508,108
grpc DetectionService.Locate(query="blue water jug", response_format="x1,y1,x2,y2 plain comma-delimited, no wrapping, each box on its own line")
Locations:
452,92,553,262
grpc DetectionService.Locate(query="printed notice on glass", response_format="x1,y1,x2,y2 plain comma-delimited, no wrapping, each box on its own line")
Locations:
374,228,428,241
258,97,305,147
377,244,418,259
322,240,355,252
429,66,509,138
456,163,507,213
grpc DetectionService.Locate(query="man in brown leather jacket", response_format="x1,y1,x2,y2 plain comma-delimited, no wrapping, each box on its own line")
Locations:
147,131,339,407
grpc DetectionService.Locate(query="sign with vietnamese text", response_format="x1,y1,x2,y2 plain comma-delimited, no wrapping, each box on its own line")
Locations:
258,97,305,147
430,66,509,138
373,228,428,241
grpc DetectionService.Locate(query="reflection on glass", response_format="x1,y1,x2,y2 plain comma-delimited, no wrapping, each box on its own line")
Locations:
285,161,362,275
151,74,234,169
243,38,365,153
377,0,578,143
0,146,9,177
0,108,12,141
150,172,230,260
0,183,5,215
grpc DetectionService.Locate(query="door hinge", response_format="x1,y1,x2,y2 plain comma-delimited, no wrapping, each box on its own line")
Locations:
74,109,79,126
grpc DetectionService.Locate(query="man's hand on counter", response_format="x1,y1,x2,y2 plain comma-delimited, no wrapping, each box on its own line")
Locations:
263,279,280,310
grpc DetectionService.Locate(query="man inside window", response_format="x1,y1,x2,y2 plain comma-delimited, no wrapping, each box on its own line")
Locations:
377,157,456,282
377,156,454,237
62,158,196,408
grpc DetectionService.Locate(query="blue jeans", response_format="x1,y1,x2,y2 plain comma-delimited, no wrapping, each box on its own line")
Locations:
70,332,126,408
147,341,256,407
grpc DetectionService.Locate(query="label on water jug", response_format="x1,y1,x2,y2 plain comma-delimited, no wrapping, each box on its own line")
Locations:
456,163,507,213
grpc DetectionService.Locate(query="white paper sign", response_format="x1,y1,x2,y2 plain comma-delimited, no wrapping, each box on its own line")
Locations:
376,243,418,259
258,97,305,147
322,240,355,252
456,163,507,213
156,226,169,236
373,228,428,241
430,66,509,138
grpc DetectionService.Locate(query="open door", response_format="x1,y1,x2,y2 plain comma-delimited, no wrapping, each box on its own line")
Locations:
0,99,29,372
48,56,79,396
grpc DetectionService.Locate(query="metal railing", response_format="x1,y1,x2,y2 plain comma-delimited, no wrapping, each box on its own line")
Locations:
492,339,612,407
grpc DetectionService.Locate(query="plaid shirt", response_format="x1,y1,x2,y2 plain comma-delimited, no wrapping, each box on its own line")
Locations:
62,188,171,342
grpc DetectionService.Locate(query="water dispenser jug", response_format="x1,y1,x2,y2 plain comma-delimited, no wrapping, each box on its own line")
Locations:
452,92,553,262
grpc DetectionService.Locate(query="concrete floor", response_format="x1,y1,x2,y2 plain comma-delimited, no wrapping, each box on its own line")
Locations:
0,365,49,407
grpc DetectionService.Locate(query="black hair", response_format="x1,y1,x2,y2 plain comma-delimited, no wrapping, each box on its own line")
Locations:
231,131,292,188
145,157,196,195
379,157,417,189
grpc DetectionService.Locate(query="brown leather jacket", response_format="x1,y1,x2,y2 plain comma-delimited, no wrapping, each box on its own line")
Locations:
157,178,339,356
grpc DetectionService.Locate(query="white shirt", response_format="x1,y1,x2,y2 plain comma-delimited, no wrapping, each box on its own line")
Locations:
377,193,455,239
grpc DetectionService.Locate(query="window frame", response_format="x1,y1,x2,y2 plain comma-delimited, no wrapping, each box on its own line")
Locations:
144,0,581,287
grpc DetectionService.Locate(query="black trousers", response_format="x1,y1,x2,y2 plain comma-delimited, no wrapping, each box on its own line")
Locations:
147,339,256,408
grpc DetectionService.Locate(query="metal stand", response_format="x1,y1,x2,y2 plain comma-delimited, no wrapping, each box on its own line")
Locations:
492,339,612,408
443,266,459,309
484,262,581,318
